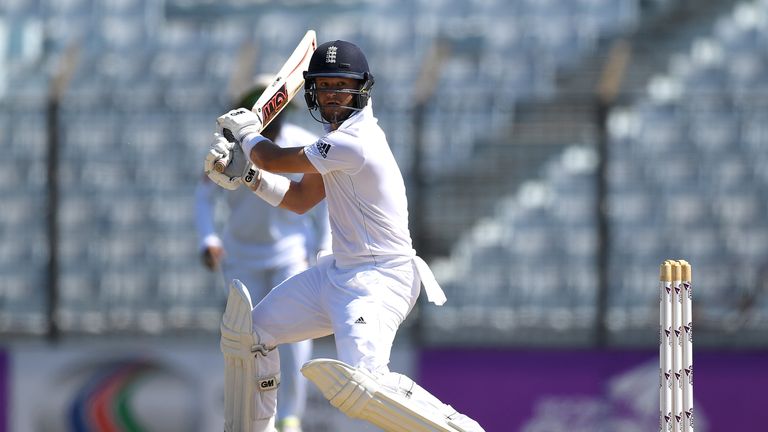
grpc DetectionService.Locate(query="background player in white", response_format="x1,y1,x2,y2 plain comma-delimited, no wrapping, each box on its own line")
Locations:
195,77,330,432
205,40,484,432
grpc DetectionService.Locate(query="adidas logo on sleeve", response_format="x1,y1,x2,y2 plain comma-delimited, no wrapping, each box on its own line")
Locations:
315,140,332,158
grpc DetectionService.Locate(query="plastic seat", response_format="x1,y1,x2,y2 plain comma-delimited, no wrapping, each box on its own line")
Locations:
637,113,686,155
507,226,554,259
561,227,598,259
63,114,117,155
59,195,94,230
0,195,35,228
100,270,150,303
691,227,724,259
157,269,208,304
0,234,26,265
148,196,194,228
725,228,768,263
648,154,700,186
77,159,127,192
552,192,596,226
157,20,201,50
607,189,654,225
45,0,91,14
151,234,197,263
741,113,768,152
59,231,90,267
470,270,508,305
8,113,46,157
121,114,170,155
59,270,96,305
606,154,646,189
561,263,598,326
0,270,43,306
98,16,146,50
100,0,143,14
611,225,665,261
164,81,217,111
61,76,110,109
714,191,762,226
0,271,46,333
112,79,164,111
150,49,205,82
0,160,22,192
3,0,37,15
661,192,711,226
688,113,739,153
705,155,750,191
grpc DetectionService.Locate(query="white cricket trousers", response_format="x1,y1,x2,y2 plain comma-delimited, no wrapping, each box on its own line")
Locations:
222,260,312,423
252,255,420,376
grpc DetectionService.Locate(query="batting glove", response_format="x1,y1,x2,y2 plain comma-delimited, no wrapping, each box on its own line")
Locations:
216,108,263,143
204,133,249,190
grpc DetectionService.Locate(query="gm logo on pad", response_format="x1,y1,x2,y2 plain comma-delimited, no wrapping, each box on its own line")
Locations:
258,376,280,391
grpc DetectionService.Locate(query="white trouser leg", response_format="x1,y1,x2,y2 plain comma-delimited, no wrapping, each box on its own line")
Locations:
302,359,485,432
276,339,312,422
221,280,281,432
269,263,312,424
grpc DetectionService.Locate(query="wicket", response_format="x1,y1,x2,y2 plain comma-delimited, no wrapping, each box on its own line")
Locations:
659,260,694,432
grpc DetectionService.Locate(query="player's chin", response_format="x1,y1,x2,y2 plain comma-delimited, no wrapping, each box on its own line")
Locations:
321,106,353,124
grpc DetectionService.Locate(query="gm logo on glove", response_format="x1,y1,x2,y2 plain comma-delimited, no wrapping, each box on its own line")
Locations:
245,167,257,183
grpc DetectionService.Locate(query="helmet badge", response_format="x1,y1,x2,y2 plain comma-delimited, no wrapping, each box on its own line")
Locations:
325,46,337,64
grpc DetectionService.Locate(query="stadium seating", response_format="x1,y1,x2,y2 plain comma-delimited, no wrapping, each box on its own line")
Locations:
425,0,768,345
6,0,738,342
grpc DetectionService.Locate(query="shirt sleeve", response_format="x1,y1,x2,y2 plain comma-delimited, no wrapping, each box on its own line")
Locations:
194,178,222,250
304,132,365,175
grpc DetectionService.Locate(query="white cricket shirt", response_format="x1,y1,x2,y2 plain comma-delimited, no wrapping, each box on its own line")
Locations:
304,100,413,268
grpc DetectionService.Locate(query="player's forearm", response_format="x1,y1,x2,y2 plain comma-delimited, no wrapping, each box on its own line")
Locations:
243,134,297,173
244,134,278,169
242,133,317,174
279,180,325,215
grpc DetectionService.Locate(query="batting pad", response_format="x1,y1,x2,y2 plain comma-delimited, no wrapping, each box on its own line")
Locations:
301,359,484,432
221,279,280,432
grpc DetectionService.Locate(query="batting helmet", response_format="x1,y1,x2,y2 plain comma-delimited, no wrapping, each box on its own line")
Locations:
303,40,375,119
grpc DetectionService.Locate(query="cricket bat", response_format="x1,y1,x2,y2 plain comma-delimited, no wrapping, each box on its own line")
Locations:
215,30,317,173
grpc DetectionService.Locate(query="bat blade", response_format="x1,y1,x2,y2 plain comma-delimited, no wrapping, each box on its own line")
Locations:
214,30,317,173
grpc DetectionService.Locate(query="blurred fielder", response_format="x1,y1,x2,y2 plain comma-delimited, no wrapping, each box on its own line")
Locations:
205,40,485,432
195,77,330,432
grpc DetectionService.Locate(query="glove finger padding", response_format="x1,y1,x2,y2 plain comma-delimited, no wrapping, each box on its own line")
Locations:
219,141,249,179
204,134,243,191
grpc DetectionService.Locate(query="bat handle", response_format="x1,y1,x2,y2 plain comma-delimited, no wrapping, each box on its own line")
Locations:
214,128,238,173
214,157,228,173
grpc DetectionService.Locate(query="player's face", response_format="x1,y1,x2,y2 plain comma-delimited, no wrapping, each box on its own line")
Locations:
315,77,359,124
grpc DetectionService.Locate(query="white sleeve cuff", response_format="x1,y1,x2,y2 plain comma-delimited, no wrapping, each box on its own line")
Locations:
201,234,223,250
240,132,269,163
253,170,290,207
